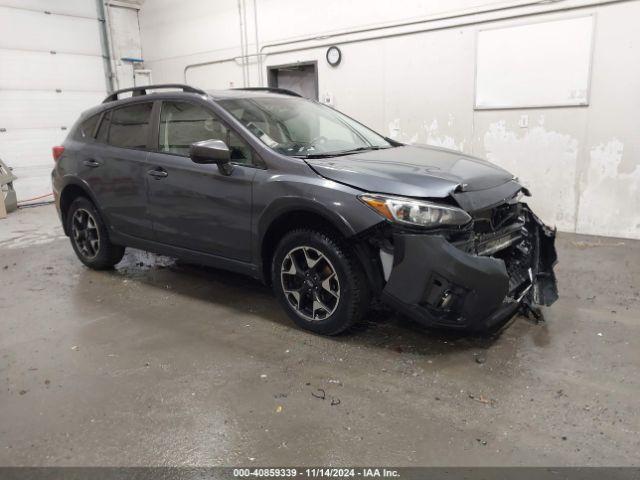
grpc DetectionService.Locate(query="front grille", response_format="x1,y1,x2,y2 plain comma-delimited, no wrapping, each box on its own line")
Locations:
473,202,532,297
473,202,521,234
473,203,524,256
475,222,524,256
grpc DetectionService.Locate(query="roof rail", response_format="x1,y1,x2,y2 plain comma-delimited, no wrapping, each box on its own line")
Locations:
232,87,302,97
102,84,206,103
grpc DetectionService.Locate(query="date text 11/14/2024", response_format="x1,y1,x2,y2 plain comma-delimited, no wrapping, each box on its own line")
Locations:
232,468,401,478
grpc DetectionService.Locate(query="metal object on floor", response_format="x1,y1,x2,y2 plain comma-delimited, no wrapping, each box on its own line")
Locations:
0,157,18,217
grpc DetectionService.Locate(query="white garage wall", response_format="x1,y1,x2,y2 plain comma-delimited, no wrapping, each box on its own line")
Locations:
0,1,108,202
138,0,640,240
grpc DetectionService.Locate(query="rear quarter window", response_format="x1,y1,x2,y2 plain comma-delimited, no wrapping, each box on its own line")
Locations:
75,114,101,140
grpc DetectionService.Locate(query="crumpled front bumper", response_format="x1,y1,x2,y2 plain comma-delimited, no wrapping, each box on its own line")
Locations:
380,209,558,331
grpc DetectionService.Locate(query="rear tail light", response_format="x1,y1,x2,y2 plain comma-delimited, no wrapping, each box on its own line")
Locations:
52,146,65,162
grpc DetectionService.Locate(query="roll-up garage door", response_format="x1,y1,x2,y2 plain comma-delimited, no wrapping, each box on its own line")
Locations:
0,1,107,202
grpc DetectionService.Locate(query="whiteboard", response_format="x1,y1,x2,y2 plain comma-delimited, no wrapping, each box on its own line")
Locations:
475,15,594,109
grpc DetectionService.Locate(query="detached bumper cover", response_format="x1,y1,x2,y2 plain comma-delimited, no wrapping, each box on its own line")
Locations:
381,209,558,330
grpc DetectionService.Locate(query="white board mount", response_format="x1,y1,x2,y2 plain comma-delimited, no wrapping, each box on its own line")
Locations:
475,15,595,110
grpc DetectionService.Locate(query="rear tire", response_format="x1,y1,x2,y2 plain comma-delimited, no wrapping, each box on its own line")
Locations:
271,229,370,335
66,197,124,270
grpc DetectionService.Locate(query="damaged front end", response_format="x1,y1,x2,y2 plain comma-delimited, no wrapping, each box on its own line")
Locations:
375,199,558,331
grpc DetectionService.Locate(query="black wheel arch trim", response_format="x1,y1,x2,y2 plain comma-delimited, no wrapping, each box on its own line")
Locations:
58,176,108,236
255,197,361,282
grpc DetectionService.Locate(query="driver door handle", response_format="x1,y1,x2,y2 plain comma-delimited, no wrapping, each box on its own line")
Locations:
147,168,168,179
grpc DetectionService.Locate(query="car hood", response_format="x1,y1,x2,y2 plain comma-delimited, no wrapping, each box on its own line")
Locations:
304,144,515,199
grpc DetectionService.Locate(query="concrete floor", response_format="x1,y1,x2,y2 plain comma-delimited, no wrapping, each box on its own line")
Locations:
0,204,638,466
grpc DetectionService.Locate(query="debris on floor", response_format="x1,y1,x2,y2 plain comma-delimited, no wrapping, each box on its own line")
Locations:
468,393,496,406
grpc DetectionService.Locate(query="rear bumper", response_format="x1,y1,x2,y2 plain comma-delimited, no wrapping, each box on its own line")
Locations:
381,208,558,331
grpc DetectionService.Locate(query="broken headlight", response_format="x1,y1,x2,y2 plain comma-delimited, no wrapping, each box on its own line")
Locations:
359,194,472,228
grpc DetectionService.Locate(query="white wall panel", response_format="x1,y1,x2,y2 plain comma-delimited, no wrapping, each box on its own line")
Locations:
0,1,98,18
575,4,640,238
141,0,240,62
0,128,66,169
0,3,107,201
0,50,105,91
186,56,246,90
0,128,67,200
0,91,104,130
0,6,102,55
9,165,57,200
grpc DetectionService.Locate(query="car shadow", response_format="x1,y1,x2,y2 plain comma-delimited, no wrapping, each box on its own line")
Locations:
83,249,515,356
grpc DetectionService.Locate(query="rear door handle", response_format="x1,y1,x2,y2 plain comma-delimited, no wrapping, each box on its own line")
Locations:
83,159,101,168
147,168,168,179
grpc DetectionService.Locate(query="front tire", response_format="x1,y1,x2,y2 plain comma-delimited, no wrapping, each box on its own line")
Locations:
271,229,370,335
66,197,125,270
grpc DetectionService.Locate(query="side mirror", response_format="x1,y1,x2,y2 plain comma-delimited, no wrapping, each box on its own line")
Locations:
190,139,233,175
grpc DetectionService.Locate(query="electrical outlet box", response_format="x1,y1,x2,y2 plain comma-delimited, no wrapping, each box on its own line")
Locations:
519,114,529,128
321,92,334,106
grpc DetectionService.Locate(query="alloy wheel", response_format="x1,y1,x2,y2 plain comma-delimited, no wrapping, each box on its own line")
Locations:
280,246,340,321
71,208,100,259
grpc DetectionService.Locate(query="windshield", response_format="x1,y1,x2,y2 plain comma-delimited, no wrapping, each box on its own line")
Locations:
217,96,392,158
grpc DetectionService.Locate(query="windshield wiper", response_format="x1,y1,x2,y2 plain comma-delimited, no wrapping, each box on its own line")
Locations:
338,146,390,155
293,153,340,159
295,146,391,159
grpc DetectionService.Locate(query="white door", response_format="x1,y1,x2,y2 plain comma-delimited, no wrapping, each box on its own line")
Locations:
0,1,107,202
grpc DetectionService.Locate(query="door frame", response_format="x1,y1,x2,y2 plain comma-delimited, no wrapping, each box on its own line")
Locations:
267,61,319,100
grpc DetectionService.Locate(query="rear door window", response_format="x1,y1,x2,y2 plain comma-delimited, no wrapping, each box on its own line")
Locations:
108,102,153,150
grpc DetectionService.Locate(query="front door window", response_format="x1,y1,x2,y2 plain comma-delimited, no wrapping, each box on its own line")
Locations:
158,101,254,166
